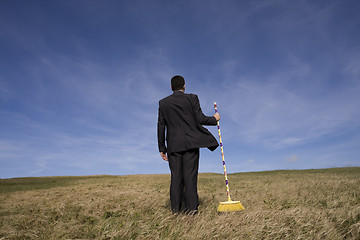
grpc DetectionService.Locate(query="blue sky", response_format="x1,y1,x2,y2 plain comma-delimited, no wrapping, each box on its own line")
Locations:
1,0,359,178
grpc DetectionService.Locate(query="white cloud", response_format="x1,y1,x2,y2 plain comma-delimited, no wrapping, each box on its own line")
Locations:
343,55,360,78
286,154,299,163
28,158,48,175
0,79,11,99
247,158,255,163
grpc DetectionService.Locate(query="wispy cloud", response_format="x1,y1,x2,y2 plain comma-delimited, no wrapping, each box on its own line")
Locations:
28,158,48,175
0,47,173,177
286,154,299,163
207,55,360,150
247,158,255,163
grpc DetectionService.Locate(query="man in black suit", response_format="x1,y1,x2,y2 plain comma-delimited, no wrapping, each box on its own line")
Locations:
157,75,220,214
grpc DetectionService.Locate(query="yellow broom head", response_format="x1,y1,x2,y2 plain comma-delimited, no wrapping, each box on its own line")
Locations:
217,200,245,212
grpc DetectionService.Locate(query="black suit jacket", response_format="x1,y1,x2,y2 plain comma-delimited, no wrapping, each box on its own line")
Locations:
157,91,219,154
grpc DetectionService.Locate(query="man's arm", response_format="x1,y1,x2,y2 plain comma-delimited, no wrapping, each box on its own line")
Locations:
157,102,167,160
192,95,220,125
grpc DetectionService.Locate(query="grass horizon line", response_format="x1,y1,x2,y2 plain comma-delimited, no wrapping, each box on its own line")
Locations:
2,166,359,180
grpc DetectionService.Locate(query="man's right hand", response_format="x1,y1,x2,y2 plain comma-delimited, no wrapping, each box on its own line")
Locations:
160,152,168,161
213,113,220,121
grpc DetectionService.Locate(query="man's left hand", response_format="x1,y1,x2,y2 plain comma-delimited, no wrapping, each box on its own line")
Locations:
214,112,220,121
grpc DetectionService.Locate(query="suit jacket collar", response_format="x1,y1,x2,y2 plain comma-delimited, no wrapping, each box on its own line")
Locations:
173,90,184,95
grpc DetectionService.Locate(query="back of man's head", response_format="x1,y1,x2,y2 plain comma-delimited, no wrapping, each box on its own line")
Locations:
171,75,185,91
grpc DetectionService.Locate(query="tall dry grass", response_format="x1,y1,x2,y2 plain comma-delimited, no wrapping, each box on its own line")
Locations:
1,167,359,239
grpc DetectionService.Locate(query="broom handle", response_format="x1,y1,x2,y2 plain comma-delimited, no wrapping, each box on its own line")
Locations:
214,102,231,202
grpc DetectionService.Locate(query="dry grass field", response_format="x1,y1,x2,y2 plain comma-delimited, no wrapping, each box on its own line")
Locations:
1,167,359,239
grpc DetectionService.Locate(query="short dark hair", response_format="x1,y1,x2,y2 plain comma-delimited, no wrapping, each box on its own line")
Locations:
171,75,185,91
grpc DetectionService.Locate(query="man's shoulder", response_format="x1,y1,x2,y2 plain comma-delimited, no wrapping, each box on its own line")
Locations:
177,92,196,99
185,93,197,97
159,94,172,104
184,93,198,102
159,92,198,104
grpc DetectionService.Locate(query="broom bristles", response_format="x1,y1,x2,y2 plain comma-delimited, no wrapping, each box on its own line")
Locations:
217,200,245,212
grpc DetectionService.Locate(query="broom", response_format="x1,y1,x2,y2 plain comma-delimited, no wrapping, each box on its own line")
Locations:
214,102,245,212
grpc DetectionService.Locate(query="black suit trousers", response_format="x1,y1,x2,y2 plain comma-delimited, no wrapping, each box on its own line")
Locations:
168,148,200,213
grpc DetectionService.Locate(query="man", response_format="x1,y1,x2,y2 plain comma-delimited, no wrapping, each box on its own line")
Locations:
157,75,220,214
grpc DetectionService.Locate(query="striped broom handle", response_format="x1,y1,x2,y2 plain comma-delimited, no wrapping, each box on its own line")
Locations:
214,102,232,202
